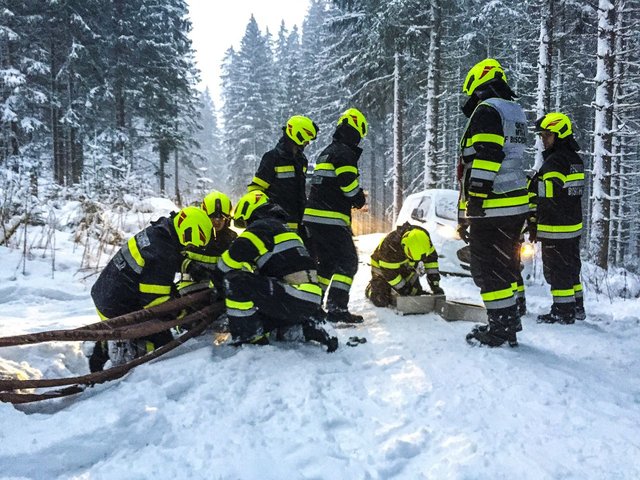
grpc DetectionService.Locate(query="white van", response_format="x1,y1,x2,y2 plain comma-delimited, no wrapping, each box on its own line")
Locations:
396,189,534,276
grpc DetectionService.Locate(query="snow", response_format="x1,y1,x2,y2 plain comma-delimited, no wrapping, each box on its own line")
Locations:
2,231,640,479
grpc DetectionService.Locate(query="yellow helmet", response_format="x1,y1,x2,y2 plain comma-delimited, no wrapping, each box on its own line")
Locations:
173,206,213,248
462,58,507,96
338,108,368,138
233,191,269,228
202,190,232,218
401,229,432,262
535,112,573,139
285,115,318,146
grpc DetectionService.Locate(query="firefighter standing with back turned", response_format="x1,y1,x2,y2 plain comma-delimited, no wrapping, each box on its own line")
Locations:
529,112,586,324
303,108,368,324
247,115,318,239
457,58,530,347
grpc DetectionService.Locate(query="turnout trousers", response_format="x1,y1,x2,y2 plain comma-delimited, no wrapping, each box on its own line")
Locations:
541,237,582,310
469,215,526,313
305,224,359,312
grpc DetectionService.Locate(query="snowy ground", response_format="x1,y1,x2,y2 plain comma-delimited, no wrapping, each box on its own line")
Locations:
1,224,640,479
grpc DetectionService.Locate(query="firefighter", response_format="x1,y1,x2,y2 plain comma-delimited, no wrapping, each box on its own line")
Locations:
303,108,368,324
366,223,444,308
247,115,318,236
218,191,338,352
177,190,237,297
529,112,585,324
88,206,213,372
457,59,530,347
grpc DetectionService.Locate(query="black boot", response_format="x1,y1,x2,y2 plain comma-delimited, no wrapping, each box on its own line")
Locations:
537,303,575,324
302,313,338,352
326,309,363,324
574,298,586,321
88,341,110,372
466,307,519,347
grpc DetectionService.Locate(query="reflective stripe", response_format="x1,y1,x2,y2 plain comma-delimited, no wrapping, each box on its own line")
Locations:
574,284,583,298
542,171,566,183
313,163,336,177
472,159,501,172
274,165,295,173
389,274,405,287
483,195,529,209
545,180,554,197
275,232,301,244
342,182,360,197
378,258,408,269
144,295,171,309
463,146,476,156
283,283,323,303
303,209,351,226
256,240,302,268
537,230,582,240
481,287,515,302
185,251,219,265
96,308,108,320
468,191,489,198
250,176,270,189
122,237,145,274
241,231,268,255
471,133,505,146
286,222,299,230
331,274,353,291
226,299,255,310
484,296,517,310
538,223,583,233
318,276,331,286
552,288,575,298
220,251,251,272
335,165,358,175
139,283,172,295
470,170,497,181
276,172,296,179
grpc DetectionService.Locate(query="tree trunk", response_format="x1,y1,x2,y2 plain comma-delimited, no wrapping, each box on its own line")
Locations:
424,0,441,190
174,149,182,207
534,0,554,170
392,49,404,222
589,0,616,269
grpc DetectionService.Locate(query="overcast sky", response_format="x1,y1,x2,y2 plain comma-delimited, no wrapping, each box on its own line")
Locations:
187,0,310,107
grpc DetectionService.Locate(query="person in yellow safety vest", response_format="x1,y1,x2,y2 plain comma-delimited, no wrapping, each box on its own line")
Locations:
218,191,338,352
529,112,585,324
177,190,238,297
456,59,529,348
88,206,213,372
366,223,444,307
303,108,368,324
247,115,318,239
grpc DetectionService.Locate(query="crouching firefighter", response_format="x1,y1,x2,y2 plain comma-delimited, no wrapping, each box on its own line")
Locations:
457,58,529,348
366,223,444,308
177,190,237,297
218,191,338,352
530,112,585,324
88,206,213,372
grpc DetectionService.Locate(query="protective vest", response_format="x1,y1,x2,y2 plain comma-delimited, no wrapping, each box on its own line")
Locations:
459,97,529,219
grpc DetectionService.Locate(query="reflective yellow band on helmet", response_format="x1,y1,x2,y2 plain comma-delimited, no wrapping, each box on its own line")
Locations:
250,176,270,189
139,283,172,295
468,191,488,198
128,237,145,268
225,299,255,310
275,165,295,173
144,295,171,308
332,274,353,286
341,179,359,193
481,287,515,302
472,159,501,172
470,133,505,146
537,223,583,233
241,231,268,255
551,289,575,298
483,195,529,208
275,232,300,244
335,165,358,175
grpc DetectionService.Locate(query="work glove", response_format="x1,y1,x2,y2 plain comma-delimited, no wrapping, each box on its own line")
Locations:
428,274,444,295
351,189,366,209
466,196,486,218
456,223,470,244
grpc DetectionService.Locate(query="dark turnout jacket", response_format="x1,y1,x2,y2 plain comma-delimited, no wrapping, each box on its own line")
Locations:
248,136,309,226
91,215,185,318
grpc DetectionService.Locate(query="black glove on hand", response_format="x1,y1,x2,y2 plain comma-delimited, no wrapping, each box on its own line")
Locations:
456,223,470,244
351,189,366,209
466,197,486,218
431,285,445,295
527,216,538,243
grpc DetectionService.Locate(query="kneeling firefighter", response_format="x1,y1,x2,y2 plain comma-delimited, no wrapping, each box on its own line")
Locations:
366,223,444,307
89,206,213,372
218,191,338,352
